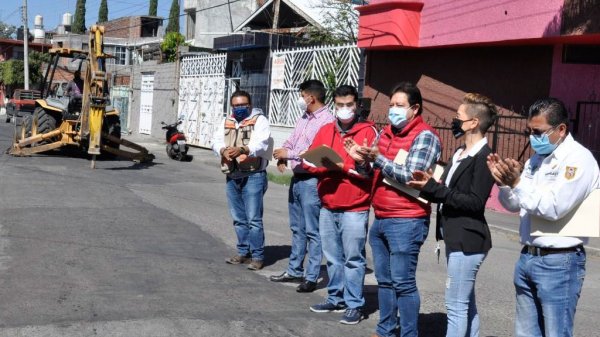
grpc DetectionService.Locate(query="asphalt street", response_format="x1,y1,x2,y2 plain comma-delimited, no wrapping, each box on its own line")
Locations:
0,120,598,337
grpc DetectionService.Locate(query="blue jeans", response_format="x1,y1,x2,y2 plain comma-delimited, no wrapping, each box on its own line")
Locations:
514,248,586,337
320,208,368,309
286,176,322,282
445,251,487,337
370,217,429,337
225,170,268,261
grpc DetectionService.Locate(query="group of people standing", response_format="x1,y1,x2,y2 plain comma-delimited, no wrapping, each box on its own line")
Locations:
213,79,599,337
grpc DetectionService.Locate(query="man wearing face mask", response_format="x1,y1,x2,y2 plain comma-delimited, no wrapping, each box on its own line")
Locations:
270,80,335,293
487,98,599,337
213,90,272,271
299,85,377,325
346,82,441,337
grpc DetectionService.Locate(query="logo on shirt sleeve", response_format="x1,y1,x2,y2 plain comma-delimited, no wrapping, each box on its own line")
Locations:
565,166,578,180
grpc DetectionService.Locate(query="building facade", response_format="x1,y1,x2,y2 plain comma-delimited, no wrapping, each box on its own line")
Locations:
357,0,600,160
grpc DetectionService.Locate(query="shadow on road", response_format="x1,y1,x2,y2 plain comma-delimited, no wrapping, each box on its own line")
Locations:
263,245,292,267
418,312,447,337
103,161,160,170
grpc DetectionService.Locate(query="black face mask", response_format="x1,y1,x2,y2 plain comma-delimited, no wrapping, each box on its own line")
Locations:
451,118,471,139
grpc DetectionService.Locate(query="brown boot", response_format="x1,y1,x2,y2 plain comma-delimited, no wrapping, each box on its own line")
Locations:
225,255,249,265
247,259,263,271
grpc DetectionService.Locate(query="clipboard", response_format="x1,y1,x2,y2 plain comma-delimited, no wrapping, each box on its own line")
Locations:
299,144,343,168
383,149,444,204
530,189,600,237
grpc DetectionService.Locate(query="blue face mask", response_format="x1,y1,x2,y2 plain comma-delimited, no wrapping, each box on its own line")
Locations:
529,132,558,155
388,106,410,129
232,106,250,121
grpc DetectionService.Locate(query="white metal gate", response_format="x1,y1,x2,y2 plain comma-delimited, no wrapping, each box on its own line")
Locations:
111,85,130,132
269,44,360,127
139,73,154,135
178,53,227,148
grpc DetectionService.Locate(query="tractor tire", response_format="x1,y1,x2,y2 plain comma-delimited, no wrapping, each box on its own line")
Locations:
21,108,60,144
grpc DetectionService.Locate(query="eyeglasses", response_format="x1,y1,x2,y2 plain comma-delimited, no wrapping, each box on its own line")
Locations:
524,126,557,138
232,104,250,109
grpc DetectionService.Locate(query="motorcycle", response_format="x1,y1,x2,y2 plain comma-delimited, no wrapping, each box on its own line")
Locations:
161,121,190,161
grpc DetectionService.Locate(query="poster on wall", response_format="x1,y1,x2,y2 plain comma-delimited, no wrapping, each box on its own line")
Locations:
270,54,286,90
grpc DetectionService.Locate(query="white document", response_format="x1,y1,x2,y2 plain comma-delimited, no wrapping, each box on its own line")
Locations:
383,149,444,204
299,145,343,168
531,189,600,237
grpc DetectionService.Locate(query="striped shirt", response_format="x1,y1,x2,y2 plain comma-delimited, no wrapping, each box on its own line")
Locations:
282,105,335,173
374,130,441,183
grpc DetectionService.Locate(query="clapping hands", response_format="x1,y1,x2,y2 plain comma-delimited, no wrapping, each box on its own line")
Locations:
486,153,522,188
407,168,434,190
344,138,378,164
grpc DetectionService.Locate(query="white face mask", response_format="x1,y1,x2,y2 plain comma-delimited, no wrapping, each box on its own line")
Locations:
297,96,308,112
336,106,355,123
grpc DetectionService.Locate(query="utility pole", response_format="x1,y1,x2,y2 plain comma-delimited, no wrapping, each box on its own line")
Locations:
226,0,234,32
270,0,280,50
22,0,30,89
272,0,280,32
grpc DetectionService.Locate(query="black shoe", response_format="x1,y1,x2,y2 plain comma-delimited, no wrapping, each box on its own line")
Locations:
270,271,303,283
296,280,317,293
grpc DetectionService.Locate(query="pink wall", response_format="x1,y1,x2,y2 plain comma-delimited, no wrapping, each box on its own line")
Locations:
549,45,600,114
419,0,564,47
362,0,566,48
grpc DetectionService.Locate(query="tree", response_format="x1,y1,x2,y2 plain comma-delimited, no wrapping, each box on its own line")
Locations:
0,21,17,39
98,0,108,23
166,0,180,33
29,51,51,89
0,51,50,93
161,32,187,62
305,0,359,44
149,0,158,16
72,0,87,34
0,60,24,93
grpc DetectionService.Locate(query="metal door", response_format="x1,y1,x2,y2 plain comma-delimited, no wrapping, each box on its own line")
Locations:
139,73,154,135
178,54,227,148
111,85,130,132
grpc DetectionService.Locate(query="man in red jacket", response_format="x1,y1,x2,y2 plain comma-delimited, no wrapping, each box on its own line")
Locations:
347,82,441,337
301,85,377,325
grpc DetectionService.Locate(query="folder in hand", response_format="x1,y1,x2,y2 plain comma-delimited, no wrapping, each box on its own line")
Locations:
299,145,343,168
383,149,444,204
531,189,600,237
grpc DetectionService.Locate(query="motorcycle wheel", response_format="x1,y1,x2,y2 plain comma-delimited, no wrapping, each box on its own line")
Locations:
166,143,175,159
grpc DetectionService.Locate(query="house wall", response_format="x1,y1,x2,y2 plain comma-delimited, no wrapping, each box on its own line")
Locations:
185,0,259,48
364,45,554,124
418,0,565,46
103,17,141,39
549,44,600,114
129,61,179,140
361,0,567,48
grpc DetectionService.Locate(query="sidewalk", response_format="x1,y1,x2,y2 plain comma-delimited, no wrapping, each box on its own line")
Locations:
128,134,600,257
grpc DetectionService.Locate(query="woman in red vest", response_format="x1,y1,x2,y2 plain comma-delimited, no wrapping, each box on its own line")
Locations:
347,82,442,337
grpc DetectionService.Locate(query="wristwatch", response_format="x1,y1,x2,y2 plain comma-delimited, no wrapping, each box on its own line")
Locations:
239,146,247,155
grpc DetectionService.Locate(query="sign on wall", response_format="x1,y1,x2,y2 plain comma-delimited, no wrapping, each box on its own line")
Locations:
270,54,286,90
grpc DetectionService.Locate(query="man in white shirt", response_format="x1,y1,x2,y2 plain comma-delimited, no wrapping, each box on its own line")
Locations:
213,90,272,271
487,98,600,337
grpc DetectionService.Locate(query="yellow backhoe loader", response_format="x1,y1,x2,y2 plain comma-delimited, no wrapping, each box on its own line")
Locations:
9,25,154,168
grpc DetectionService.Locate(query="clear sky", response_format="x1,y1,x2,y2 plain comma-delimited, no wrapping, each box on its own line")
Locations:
1,0,180,32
